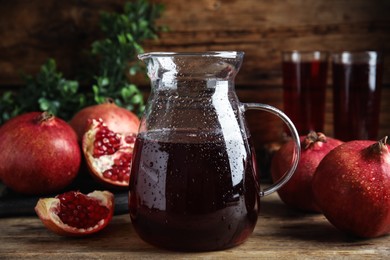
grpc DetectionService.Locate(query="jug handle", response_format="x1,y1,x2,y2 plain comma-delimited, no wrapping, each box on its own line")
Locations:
242,103,301,197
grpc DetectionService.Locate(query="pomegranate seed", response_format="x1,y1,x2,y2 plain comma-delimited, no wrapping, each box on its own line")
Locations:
125,135,136,144
103,170,113,179
56,191,109,229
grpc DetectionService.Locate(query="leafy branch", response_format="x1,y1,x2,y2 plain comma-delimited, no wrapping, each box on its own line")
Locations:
90,0,165,114
0,59,84,123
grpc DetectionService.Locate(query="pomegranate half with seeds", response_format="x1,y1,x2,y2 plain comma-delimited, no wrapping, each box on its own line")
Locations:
35,190,114,236
82,118,136,187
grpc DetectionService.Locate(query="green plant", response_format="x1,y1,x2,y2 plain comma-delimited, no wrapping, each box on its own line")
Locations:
90,0,165,114
0,0,165,125
0,59,84,123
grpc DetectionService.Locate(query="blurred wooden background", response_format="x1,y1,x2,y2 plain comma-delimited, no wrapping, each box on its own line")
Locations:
0,0,389,163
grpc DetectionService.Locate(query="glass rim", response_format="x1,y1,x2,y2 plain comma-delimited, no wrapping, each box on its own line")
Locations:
282,50,329,55
331,50,382,55
332,51,383,64
282,50,329,62
138,51,245,60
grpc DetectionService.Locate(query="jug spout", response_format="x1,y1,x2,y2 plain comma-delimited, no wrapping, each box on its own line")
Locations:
138,51,244,86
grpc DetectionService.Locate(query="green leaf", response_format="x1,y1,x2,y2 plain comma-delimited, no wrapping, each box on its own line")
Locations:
38,98,60,115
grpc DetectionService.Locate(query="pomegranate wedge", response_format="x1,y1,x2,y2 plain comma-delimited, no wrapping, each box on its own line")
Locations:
35,190,114,236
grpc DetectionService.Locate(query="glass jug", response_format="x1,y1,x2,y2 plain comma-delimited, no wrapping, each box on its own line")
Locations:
129,51,300,251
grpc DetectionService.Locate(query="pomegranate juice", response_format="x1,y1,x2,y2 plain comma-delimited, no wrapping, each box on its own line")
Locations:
129,131,259,251
332,62,383,141
282,60,328,135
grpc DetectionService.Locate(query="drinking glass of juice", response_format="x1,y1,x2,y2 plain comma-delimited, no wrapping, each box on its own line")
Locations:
282,51,329,135
332,51,383,141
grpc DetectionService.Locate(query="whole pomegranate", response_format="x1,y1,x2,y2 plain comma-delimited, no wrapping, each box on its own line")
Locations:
271,131,343,212
82,118,136,187
312,137,390,238
35,190,114,236
0,112,81,195
69,99,140,142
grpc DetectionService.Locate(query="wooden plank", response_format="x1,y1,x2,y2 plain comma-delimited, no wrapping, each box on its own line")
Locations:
0,191,389,258
0,0,389,86
0,0,124,84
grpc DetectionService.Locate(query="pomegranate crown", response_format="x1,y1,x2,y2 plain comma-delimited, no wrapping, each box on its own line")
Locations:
303,131,327,150
366,136,389,155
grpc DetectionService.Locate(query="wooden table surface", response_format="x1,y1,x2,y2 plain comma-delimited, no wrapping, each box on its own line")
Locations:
1,191,389,259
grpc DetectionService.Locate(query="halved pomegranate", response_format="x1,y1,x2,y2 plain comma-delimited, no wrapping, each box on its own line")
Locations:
82,118,136,187
35,190,114,236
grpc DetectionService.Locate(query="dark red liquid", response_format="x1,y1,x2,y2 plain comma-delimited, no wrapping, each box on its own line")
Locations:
332,62,383,141
282,60,328,135
129,131,259,251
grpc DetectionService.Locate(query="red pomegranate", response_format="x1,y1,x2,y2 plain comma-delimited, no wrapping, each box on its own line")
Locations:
35,190,114,236
0,112,81,195
312,137,390,238
271,131,343,212
69,99,140,142
82,118,136,188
